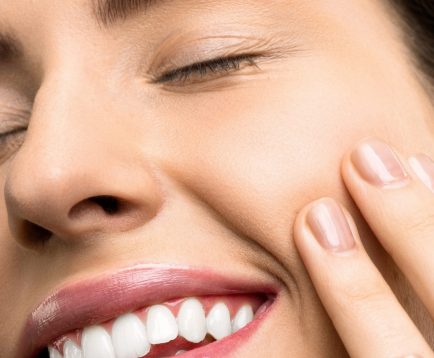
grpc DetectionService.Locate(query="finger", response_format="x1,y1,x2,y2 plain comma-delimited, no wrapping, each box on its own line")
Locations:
341,137,434,317
293,198,433,358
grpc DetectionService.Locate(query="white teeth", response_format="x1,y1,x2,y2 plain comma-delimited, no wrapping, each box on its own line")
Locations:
177,298,207,343
232,305,254,333
49,347,63,358
146,304,178,344
48,299,259,357
112,313,151,358
63,340,83,358
206,302,232,340
82,326,116,358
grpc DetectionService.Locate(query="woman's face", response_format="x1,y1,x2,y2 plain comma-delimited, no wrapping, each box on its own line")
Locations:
1,0,433,356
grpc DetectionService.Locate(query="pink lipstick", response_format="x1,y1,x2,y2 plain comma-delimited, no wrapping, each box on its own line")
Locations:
19,264,280,357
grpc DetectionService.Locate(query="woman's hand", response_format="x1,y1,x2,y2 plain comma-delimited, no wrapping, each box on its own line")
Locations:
293,138,434,357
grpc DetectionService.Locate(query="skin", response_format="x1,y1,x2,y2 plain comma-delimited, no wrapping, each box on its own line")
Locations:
0,0,433,356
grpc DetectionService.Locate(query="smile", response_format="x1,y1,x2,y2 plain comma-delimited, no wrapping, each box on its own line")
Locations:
22,264,279,358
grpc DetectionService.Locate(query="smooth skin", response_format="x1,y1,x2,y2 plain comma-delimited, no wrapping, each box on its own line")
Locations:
0,0,434,357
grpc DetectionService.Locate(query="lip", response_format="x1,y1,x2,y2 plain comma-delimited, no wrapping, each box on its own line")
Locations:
19,263,281,358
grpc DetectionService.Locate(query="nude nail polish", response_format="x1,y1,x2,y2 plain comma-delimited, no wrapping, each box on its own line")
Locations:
306,199,355,252
408,153,434,192
351,138,409,187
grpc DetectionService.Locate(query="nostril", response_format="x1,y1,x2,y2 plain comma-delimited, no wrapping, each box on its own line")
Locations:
37,347,49,358
22,221,52,246
69,195,122,220
89,195,119,215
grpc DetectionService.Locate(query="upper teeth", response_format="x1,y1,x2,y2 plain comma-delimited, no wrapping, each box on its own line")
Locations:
232,304,254,333
176,298,207,343
206,302,231,340
146,304,179,345
48,298,255,358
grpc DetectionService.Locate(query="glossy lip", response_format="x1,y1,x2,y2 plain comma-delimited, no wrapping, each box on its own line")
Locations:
19,263,281,358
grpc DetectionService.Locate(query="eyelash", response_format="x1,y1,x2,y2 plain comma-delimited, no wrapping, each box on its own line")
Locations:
0,127,27,161
0,127,26,145
0,112,30,156
154,54,260,84
0,127,25,137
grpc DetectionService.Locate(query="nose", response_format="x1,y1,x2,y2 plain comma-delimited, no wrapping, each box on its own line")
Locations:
4,78,164,250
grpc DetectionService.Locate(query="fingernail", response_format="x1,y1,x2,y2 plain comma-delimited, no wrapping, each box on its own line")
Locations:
306,199,355,252
408,153,434,192
351,138,409,187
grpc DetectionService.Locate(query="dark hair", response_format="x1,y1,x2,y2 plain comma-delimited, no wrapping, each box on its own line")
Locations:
390,0,434,89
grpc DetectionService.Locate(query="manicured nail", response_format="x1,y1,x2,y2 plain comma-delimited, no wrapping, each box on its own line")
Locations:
408,153,434,192
351,138,409,187
306,199,355,252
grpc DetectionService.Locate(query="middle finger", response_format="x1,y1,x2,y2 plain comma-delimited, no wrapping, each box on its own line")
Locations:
341,137,434,317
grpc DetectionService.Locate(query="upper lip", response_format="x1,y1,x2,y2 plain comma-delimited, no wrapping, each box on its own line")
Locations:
19,263,281,358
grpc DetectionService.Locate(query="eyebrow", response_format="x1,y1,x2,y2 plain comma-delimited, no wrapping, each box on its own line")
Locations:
93,0,165,26
0,1,162,61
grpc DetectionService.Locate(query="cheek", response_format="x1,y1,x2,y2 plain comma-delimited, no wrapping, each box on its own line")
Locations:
165,60,390,259
0,167,32,348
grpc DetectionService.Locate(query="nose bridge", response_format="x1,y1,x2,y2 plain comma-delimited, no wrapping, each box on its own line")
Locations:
4,71,164,248
23,72,126,178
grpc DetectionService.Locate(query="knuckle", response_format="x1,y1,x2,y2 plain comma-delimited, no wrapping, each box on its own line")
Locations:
404,212,434,236
388,196,434,237
330,272,390,311
343,286,387,309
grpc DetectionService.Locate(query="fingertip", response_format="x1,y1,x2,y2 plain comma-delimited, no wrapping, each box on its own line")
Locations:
294,197,360,256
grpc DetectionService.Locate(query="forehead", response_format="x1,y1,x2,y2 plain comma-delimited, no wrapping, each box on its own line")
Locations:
0,0,400,65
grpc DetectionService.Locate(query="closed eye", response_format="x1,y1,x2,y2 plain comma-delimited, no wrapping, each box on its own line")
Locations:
0,109,30,161
152,54,261,85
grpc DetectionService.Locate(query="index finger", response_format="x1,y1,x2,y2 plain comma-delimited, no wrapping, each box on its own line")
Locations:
293,198,433,358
